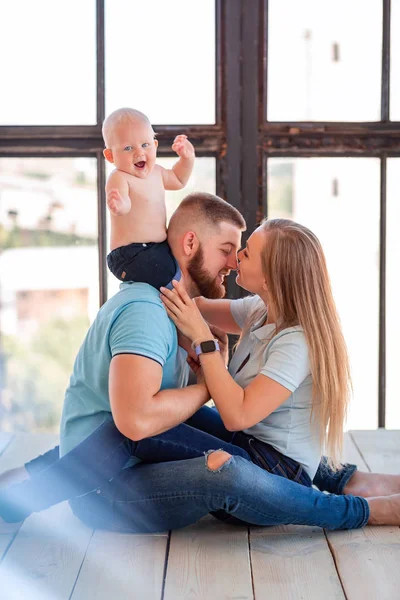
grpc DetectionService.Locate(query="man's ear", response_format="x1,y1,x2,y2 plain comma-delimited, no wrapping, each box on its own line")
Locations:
182,231,199,257
103,148,114,163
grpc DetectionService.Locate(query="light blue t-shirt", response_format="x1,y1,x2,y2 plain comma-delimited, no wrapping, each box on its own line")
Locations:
60,282,189,457
230,295,321,479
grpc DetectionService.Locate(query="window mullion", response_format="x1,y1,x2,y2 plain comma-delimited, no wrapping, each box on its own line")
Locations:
97,151,107,306
381,0,391,121
379,155,387,427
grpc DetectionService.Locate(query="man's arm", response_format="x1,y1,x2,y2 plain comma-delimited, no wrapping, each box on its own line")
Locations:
109,354,210,440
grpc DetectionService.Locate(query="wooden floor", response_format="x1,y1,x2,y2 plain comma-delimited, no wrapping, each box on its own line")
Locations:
0,430,399,600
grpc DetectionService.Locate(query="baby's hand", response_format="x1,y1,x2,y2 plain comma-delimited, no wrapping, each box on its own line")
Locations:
106,188,131,216
172,135,195,160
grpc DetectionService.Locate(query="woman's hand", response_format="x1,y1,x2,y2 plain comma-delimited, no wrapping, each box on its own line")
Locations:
160,280,212,343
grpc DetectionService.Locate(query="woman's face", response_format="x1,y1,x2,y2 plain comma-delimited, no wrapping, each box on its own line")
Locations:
236,227,267,295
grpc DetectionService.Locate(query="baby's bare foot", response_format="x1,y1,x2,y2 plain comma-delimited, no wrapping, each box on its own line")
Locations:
344,471,400,498
367,493,400,526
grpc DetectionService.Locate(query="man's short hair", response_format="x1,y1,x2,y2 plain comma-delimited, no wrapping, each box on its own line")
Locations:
169,192,246,234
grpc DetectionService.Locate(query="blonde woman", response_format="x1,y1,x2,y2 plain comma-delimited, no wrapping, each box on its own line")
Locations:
160,218,350,484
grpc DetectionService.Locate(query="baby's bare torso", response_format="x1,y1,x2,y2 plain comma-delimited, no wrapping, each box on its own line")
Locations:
110,164,167,250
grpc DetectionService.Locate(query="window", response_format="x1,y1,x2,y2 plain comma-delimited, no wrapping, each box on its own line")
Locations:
267,157,380,428
0,0,398,431
105,0,216,124
263,0,396,428
0,0,97,125
0,2,220,432
267,0,382,121
0,158,98,430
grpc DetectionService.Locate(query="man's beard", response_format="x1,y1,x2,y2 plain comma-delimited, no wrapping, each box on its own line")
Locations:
187,245,226,299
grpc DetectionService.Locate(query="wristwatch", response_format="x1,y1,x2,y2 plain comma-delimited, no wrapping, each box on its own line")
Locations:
194,339,220,357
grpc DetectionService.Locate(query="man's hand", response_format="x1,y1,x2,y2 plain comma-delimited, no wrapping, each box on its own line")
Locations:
172,135,195,160
187,356,206,385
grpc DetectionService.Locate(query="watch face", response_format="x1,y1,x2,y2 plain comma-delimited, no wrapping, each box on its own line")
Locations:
200,340,217,353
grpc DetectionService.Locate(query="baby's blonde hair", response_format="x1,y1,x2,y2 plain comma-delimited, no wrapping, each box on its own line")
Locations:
102,107,154,147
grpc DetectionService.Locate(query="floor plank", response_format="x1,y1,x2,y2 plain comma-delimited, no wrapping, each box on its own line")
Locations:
327,526,400,600
71,530,168,600
350,429,400,474
164,515,253,600
327,430,400,600
343,432,369,470
250,525,344,599
0,502,93,600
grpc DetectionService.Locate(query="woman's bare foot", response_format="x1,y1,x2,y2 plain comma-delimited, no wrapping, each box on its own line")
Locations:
0,466,30,489
367,493,400,526
344,470,400,498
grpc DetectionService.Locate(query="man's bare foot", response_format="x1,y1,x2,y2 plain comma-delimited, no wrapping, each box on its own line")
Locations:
0,466,30,489
343,470,400,498
367,493,400,526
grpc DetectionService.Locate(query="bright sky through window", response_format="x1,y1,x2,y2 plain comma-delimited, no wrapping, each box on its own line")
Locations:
0,0,215,126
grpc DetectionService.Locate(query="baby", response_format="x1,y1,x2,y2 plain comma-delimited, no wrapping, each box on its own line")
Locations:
102,107,195,290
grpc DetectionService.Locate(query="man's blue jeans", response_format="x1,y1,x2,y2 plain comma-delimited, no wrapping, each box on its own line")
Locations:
0,407,367,531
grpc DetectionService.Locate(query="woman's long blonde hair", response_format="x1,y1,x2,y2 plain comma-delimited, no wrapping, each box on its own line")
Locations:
255,219,351,469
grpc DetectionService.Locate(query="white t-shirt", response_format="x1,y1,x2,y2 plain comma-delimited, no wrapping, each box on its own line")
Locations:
230,295,321,479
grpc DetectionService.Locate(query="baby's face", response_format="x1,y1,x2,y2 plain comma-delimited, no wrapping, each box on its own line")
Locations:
108,119,158,179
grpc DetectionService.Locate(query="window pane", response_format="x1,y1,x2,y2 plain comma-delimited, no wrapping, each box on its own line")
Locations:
391,0,400,119
105,0,215,124
107,157,216,297
0,1,96,125
387,159,400,428
267,0,382,121
0,158,99,431
267,157,380,429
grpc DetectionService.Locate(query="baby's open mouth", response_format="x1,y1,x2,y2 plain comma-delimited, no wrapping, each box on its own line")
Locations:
135,161,146,169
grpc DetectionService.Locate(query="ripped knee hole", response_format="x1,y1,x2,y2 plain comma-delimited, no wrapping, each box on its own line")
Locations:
206,450,233,472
